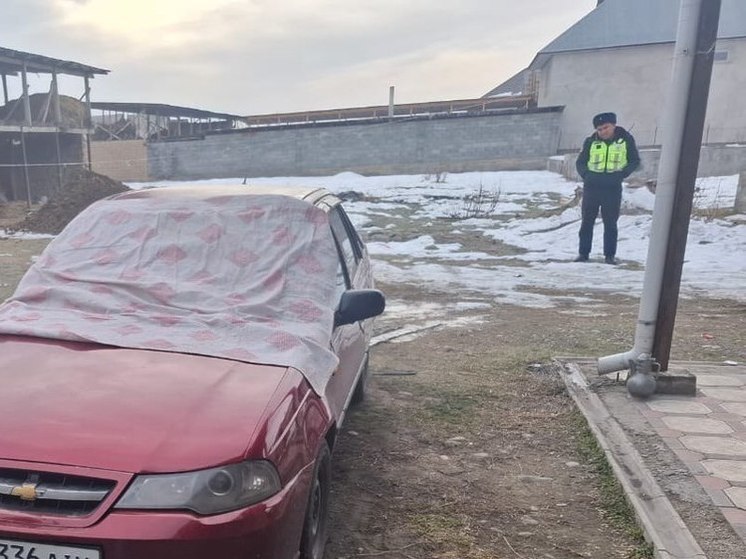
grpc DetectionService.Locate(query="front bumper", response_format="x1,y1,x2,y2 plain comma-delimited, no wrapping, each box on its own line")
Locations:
0,464,312,559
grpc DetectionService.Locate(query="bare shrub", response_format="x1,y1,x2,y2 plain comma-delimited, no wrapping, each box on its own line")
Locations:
449,184,501,219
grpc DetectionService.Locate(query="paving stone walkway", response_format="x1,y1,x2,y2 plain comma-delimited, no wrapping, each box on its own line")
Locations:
564,360,746,559
632,364,746,543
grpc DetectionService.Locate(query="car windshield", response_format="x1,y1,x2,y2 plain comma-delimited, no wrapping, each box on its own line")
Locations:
0,192,340,395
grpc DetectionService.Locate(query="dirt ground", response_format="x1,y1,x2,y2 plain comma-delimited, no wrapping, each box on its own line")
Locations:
324,281,744,559
1,198,744,558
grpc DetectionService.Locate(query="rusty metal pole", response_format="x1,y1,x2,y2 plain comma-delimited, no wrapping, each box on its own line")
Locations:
652,0,722,370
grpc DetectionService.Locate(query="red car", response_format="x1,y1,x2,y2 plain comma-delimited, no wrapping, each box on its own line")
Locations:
0,185,384,559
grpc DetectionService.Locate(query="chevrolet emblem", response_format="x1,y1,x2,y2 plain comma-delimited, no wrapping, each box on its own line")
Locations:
10,483,39,501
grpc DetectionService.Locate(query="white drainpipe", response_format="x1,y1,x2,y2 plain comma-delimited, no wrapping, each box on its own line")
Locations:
598,0,704,375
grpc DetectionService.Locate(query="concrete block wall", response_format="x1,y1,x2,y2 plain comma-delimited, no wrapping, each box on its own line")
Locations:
148,110,563,180
90,140,148,182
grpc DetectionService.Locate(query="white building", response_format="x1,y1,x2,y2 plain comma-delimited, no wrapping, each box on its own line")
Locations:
486,0,746,151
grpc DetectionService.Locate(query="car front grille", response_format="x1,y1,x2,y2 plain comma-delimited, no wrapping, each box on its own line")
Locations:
0,468,115,516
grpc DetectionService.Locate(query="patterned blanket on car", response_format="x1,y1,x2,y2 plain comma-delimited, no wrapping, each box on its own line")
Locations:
0,193,340,395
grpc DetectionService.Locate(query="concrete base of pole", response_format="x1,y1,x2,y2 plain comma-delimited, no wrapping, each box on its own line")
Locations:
736,172,746,213
655,369,697,396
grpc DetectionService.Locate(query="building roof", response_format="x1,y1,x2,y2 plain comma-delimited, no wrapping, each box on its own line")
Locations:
483,68,528,98
0,46,108,77
538,0,746,57
90,102,241,121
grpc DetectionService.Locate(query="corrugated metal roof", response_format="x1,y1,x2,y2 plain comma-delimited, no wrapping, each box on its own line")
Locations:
539,0,746,55
0,46,108,77
242,96,537,126
90,102,241,121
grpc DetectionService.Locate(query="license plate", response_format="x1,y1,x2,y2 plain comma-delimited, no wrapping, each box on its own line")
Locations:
0,539,100,559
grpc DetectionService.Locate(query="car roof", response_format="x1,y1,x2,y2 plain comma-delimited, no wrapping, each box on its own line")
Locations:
112,184,340,210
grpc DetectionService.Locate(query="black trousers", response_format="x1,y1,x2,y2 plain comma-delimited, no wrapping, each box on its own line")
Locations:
578,184,622,258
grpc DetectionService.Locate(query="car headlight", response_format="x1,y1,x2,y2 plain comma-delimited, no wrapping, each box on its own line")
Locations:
115,460,281,515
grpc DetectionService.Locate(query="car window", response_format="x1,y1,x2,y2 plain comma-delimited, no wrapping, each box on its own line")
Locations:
329,207,358,287
336,205,365,258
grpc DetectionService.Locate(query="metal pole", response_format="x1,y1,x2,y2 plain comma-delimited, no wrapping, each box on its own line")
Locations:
388,86,395,119
652,0,722,371
19,130,32,208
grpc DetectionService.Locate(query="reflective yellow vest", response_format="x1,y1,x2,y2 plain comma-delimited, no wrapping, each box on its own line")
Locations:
588,138,629,173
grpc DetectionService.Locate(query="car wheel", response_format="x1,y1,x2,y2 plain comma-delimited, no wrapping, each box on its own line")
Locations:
299,441,332,559
350,355,369,406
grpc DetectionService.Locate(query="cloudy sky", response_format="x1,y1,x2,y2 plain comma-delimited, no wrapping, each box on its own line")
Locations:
3,0,596,116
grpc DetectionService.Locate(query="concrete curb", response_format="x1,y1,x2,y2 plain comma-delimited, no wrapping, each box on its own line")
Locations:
559,360,707,559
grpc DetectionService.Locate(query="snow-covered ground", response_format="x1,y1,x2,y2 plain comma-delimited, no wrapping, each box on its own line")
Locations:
3,170,744,312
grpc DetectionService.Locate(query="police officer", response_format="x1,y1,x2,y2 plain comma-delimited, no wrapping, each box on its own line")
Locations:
575,112,640,265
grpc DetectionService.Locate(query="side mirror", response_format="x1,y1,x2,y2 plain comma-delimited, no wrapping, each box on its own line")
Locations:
334,289,386,328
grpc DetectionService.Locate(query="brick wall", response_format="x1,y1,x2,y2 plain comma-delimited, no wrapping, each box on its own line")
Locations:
148,110,563,180
90,140,148,182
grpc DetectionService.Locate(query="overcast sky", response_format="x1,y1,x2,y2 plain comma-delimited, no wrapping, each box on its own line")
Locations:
3,0,596,116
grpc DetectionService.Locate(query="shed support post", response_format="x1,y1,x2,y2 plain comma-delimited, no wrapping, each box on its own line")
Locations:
21,64,32,125
84,75,93,171
20,130,32,208
52,71,62,125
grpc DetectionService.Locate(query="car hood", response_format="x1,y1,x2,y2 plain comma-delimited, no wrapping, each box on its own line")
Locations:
0,336,291,473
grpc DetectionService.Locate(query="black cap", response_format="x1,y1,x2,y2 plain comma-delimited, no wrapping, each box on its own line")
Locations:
593,112,617,127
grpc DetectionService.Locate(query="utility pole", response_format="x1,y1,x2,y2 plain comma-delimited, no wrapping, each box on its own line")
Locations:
598,0,723,393
652,0,722,370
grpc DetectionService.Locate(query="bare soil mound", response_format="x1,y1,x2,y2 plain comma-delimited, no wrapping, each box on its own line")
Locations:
0,94,86,128
13,169,129,234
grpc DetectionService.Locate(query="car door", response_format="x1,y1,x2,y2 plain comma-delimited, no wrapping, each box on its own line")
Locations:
325,204,370,422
